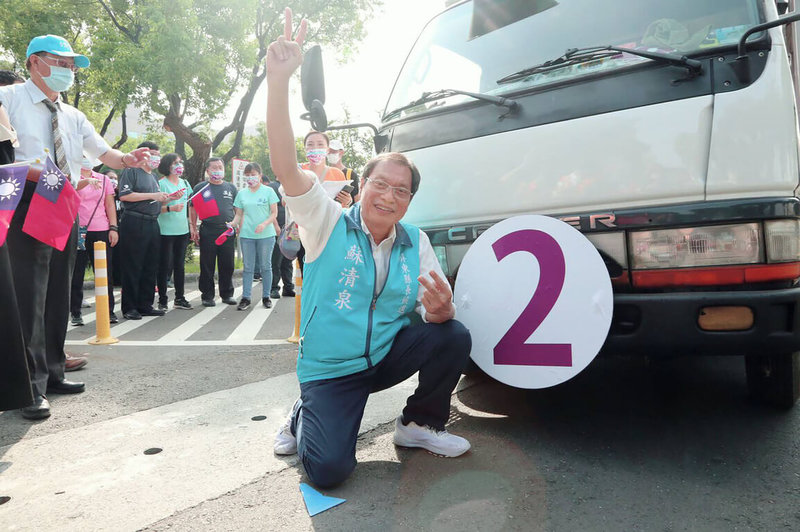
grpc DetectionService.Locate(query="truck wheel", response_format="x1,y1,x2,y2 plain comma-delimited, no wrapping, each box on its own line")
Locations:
745,352,800,408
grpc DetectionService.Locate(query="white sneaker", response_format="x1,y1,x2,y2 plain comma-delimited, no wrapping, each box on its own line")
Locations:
274,402,299,455
392,416,470,457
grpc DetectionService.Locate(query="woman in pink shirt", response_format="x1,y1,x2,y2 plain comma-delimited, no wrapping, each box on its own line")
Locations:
70,169,119,325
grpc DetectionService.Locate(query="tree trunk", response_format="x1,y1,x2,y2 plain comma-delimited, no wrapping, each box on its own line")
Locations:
99,106,117,137
163,111,211,186
112,110,128,150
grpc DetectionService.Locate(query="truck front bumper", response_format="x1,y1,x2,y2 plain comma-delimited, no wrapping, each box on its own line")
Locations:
603,287,800,356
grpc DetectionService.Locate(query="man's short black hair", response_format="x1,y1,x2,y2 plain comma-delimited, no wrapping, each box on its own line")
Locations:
0,70,24,86
204,157,224,170
137,141,159,151
158,153,181,176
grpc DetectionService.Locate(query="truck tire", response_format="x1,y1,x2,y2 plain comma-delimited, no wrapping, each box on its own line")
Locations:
745,352,800,408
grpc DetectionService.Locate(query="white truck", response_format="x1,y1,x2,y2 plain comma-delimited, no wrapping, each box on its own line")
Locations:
304,0,800,407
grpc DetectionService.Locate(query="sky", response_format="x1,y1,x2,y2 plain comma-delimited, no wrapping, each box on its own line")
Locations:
219,0,446,139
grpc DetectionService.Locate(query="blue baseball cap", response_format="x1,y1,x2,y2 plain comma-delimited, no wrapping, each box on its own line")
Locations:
26,35,90,68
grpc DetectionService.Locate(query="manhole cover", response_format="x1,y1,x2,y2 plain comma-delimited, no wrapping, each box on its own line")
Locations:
251,415,267,421
143,448,162,455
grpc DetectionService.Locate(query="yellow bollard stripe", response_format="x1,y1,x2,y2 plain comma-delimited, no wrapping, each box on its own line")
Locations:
88,241,119,345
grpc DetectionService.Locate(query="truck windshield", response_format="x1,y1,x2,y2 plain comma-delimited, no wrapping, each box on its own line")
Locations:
384,0,762,119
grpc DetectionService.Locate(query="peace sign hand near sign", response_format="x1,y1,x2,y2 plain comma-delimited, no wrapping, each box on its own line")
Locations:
418,271,456,324
266,7,309,81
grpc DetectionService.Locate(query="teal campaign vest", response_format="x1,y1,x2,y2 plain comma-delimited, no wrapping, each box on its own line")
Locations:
298,205,420,383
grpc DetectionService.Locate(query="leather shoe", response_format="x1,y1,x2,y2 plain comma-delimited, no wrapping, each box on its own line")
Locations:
270,289,281,299
65,354,88,372
47,379,85,394
202,298,216,307
282,289,296,297
222,297,238,305
139,307,166,317
21,395,50,420
124,310,142,320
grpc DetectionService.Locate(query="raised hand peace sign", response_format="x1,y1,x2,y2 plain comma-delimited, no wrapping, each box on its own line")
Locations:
266,7,309,80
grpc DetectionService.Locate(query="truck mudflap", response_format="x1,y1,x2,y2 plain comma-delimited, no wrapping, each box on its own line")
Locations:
604,286,800,357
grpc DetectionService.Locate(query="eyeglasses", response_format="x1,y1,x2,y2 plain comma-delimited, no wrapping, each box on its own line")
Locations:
366,177,413,201
38,55,79,72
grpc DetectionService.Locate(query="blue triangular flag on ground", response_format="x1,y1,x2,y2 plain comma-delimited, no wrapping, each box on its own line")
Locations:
299,482,346,516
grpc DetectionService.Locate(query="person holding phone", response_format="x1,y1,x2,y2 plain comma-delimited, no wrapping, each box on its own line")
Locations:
156,153,192,311
267,9,472,489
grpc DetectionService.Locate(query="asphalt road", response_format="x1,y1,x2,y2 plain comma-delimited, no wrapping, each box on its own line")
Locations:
1,284,798,531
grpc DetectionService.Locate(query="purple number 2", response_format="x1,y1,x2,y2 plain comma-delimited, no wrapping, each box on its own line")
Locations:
492,230,573,367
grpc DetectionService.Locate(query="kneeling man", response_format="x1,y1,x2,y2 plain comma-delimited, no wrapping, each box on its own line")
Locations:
266,10,472,489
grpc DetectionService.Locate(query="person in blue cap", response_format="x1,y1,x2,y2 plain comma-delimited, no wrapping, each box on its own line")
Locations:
0,34,153,420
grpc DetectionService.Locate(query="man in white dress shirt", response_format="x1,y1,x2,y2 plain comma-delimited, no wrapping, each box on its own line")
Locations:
0,34,151,420
267,10,472,489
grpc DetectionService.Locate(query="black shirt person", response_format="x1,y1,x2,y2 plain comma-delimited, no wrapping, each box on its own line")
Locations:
118,141,170,319
189,157,238,306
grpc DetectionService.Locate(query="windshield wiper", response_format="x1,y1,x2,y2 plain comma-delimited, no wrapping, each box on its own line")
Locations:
497,45,703,85
384,88,519,121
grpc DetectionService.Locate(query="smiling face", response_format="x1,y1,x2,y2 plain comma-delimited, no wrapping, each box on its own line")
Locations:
360,160,413,240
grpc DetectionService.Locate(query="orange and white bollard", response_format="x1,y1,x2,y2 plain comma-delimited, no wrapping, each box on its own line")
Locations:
287,259,303,344
88,241,119,345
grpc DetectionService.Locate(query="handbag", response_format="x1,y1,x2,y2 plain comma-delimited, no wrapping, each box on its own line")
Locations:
78,177,106,251
278,220,301,260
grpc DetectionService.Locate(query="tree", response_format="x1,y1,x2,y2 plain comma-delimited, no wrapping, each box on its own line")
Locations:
0,0,381,184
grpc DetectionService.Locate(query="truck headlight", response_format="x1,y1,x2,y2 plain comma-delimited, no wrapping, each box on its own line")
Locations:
630,223,763,270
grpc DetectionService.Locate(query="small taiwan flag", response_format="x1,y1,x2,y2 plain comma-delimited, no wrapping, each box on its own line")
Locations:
0,164,28,246
191,183,220,220
22,156,80,251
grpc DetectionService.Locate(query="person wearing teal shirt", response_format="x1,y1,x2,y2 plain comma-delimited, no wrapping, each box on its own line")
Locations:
231,162,279,310
156,153,193,310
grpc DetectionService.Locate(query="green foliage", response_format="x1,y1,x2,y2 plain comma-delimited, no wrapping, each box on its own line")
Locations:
0,0,382,184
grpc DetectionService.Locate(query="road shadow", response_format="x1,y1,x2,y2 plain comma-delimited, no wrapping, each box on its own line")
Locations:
453,355,800,530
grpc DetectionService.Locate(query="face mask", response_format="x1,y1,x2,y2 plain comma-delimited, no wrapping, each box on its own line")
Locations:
110,179,118,189
326,153,341,165
172,164,184,176
306,149,326,165
209,170,224,182
42,66,75,93
149,155,162,168
245,177,259,187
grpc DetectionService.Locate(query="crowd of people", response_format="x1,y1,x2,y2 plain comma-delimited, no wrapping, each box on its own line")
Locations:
2,12,473,491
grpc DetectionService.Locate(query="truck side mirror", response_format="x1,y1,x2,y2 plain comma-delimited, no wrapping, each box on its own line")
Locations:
301,45,328,131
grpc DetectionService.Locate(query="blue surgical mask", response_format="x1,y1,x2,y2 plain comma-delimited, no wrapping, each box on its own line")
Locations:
42,66,75,93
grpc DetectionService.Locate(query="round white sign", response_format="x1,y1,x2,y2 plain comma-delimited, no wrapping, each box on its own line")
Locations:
454,215,613,389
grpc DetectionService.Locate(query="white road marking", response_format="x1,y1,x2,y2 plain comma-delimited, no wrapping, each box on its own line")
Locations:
0,373,420,531
157,287,243,342
227,300,277,342
65,339,290,347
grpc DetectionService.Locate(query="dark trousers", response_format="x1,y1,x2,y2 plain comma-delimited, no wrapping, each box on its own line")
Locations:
70,230,115,315
119,215,160,313
157,233,189,304
270,240,294,292
6,181,76,396
0,244,33,411
293,320,471,488
199,223,235,300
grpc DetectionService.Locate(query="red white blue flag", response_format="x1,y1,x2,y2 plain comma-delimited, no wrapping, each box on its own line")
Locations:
22,156,80,251
191,183,219,220
0,163,28,246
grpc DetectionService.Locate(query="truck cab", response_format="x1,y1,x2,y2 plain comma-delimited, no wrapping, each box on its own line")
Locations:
368,0,800,406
